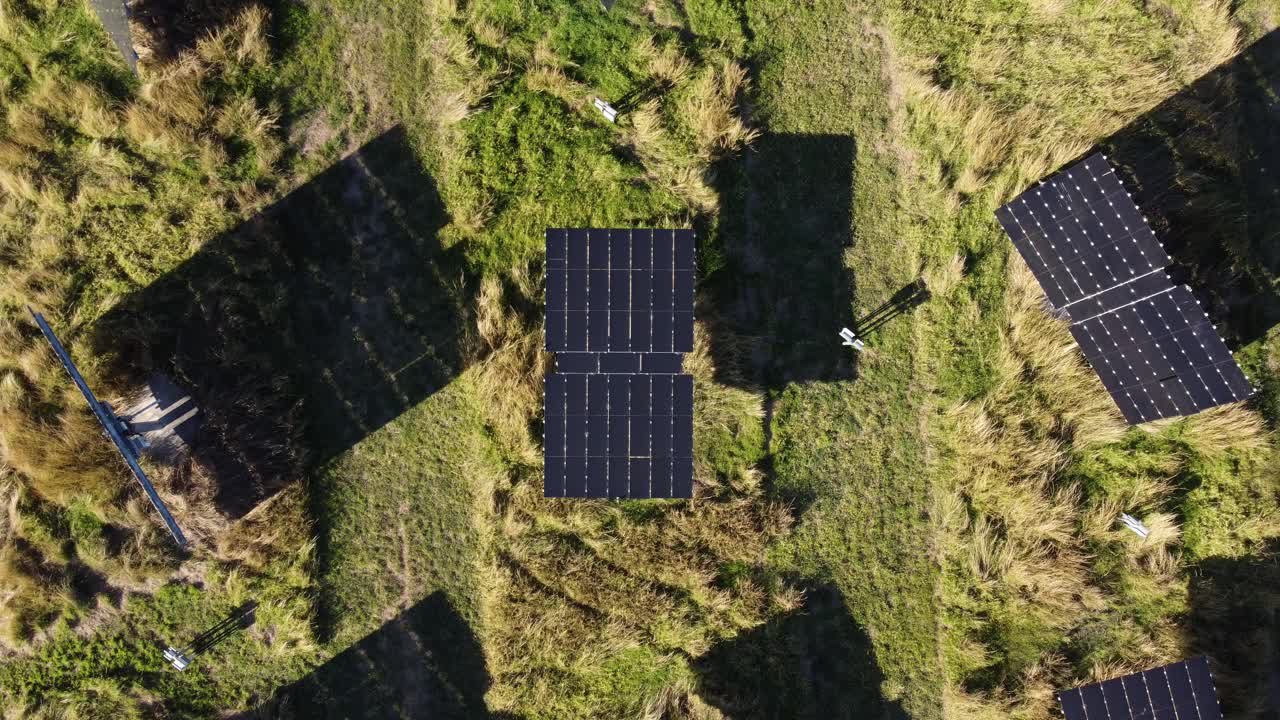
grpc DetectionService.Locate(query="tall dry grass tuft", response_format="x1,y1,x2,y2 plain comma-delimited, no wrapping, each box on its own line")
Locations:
678,61,759,160
636,36,690,86
624,100,718,212
472,268,544,467
642,677,726,720
217,484,312,570
525,66,586,108
1150,403,1271,457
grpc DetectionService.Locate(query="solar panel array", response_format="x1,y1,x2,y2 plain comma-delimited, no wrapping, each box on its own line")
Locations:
1058,656,1222,720
996,153,1254,424
544,229,696,498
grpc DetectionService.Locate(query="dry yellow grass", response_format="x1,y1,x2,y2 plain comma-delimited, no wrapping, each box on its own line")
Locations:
677,61,759,160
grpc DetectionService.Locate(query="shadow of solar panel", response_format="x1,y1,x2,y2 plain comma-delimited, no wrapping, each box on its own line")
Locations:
1058,657,1223,720
545,229,696,498
996,154,1254,424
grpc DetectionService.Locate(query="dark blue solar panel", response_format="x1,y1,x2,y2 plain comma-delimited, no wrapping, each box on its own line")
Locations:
546,228,693,353
652,313,673,353
1120,674,1149,720
640,353,682,374
996,155,1254,425
558,353,599,374
1058,690,1086,720
675,271,694,311
1101,679,1130,718
588,375,606,414
545,456,565,497
600,353,640,373
632,272,652,310
675,229,695,270
587,458,607,497
547,228,567,260
568,229,588,268
546,312,566,351
1166,662,1199,720
1186,656,1222,720
674,376,693,415
629,459,651,498
676,312,694,350
566,375,586,415
652,458,672,497
630,416,649,455
609,457,629,496
1080,683,1110,720
654,230,673,269
1058,658,1222,720
545,229,697,498
673,458,693,498
589,229,610,268
1143,668,1177,720
631,230,652,268
652,415,672,457
609,312,629,351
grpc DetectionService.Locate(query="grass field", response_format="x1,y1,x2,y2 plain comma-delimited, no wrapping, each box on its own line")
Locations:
0,0,1278,718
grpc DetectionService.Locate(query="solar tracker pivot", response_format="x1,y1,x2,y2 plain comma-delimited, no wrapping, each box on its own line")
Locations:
28,307,189,548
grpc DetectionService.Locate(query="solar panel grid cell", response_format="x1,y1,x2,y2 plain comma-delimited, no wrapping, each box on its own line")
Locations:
1121,674,1151,720
1166,664,1200,720
1186,657,1223,720
1142,668,1178,720
1082,683,1110,719
1058,690,1087,720
1102,679,1131,719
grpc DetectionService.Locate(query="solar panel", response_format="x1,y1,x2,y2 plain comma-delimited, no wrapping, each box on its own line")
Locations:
29,308,188,547
545,228,695,353
996,153,1254,423
1058,657,1222,720
87,0,139,74
544,229,696,498
544,374,693,498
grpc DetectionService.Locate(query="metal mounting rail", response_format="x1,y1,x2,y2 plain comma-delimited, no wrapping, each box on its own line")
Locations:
28,307,188,547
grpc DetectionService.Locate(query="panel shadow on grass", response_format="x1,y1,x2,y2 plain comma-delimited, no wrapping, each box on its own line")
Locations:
1099,28,1280,351
127,0,258,61
704,133,857,391
694,584,906,720
94,125,473,518
250,591,510,720
1187,536,1280,719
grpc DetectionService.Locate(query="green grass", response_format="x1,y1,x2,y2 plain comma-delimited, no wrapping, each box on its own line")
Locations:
312,375,498,646
3,0,1280,718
